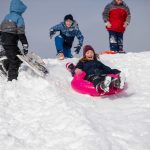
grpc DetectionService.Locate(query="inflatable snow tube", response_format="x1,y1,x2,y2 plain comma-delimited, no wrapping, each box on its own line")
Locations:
71,72,124,96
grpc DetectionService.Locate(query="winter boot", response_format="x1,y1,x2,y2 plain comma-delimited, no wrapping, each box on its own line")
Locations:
117,49,126,54
100,76,112,92
66,62,75,76
119,72,126,89
66,63,75,71
57,52,64,60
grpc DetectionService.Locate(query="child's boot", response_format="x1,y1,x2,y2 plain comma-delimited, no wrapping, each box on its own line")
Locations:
100,76,112,92
57,52,64,60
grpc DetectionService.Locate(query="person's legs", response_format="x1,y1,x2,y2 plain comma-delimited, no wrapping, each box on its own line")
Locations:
63,47,73,58
109,30,119,52
4,45,22,81
87,75,112,92
117,32,124,52
55,36,65,60
55,35,64,54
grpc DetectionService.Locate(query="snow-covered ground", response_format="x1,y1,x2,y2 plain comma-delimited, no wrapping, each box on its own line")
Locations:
0,52,150,150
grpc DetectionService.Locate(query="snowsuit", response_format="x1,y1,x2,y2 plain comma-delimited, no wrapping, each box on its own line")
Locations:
50,21,84,58
75,59,120,88
1,0,28,81
102,0,131,52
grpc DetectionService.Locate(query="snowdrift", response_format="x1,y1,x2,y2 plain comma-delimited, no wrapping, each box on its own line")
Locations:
0,52,150,150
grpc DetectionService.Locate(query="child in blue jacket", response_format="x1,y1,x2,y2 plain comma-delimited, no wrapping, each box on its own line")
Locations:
49,14,84,60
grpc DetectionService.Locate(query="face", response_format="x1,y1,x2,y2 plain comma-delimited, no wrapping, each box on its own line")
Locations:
85,50,94,60
65,19,73,28
115,0,123,5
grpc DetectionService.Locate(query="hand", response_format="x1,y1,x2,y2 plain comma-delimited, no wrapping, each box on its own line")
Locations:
105,21,112,28
74,45,81,54
22,44,28,55
50,29,55,39
123,22,128,28
75,68,82,75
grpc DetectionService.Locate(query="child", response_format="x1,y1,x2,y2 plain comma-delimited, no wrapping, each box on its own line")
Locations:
49,14,84,60
102,0,131,53
67,45,125,92
0,0,29,81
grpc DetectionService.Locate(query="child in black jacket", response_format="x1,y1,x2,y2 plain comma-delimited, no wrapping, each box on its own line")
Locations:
67,45,125,92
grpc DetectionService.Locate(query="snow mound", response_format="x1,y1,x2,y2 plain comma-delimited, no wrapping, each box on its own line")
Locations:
0,52,150,150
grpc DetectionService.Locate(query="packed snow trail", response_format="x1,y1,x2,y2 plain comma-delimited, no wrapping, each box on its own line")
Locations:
0,52,150,150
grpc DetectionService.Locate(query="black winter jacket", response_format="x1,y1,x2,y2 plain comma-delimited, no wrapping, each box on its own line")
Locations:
76,59,120,79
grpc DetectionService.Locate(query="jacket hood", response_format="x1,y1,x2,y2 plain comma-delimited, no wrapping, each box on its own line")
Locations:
10,0,27,14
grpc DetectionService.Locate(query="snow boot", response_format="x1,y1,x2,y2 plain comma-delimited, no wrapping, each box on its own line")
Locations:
113,78,121,88
100,76,112,92
119,72,126,89
96,76,111,93
66,62,75,76
113,72,125,89
66,63,75,71
57,52,64,60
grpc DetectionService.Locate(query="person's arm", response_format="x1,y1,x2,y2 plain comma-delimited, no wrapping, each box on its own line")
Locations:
17,17,28,44
49,22,63,39
50,22,63,32
75,61,84,75
102,3,112,28
125,6,131,26
74,28,84,54
76,28,84,47
99,61,120,74
17,17,28,54
102,4,111,23
123,2,131,27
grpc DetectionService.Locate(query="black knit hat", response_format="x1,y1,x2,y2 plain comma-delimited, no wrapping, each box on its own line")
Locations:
64,14,74,21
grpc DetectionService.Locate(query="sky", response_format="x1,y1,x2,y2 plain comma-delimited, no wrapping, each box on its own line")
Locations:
1,52,150,150
0,0,150,58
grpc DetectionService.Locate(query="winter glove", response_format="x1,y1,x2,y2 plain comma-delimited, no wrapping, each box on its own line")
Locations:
74,45,81,54
50,29,55,39
22,44,29,55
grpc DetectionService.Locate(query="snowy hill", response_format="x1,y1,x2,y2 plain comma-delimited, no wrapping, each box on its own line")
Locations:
0,52,150,150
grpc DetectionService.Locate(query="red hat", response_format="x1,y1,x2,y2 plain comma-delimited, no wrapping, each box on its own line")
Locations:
83,45,95,57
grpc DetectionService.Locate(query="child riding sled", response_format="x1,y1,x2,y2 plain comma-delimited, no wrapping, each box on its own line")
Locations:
66,45,125,93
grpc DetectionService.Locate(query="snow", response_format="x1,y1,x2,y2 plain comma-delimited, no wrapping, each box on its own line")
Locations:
0,52,150,150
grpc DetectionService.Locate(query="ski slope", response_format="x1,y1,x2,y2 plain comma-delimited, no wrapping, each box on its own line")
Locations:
0,52,150,150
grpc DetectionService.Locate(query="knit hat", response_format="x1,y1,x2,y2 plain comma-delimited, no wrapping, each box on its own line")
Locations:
64,14,74,21
83,45,95,57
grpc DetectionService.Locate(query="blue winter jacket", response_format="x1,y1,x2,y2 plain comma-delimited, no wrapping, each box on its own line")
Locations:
1,0,27,34
50,21,84,48
1,0,28,45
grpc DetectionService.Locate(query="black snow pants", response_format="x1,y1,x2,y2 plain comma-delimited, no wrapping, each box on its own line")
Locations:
3,45,22,81
85,74,106,88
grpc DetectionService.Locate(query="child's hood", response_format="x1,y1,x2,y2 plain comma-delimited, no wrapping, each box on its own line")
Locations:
10,0,27,15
